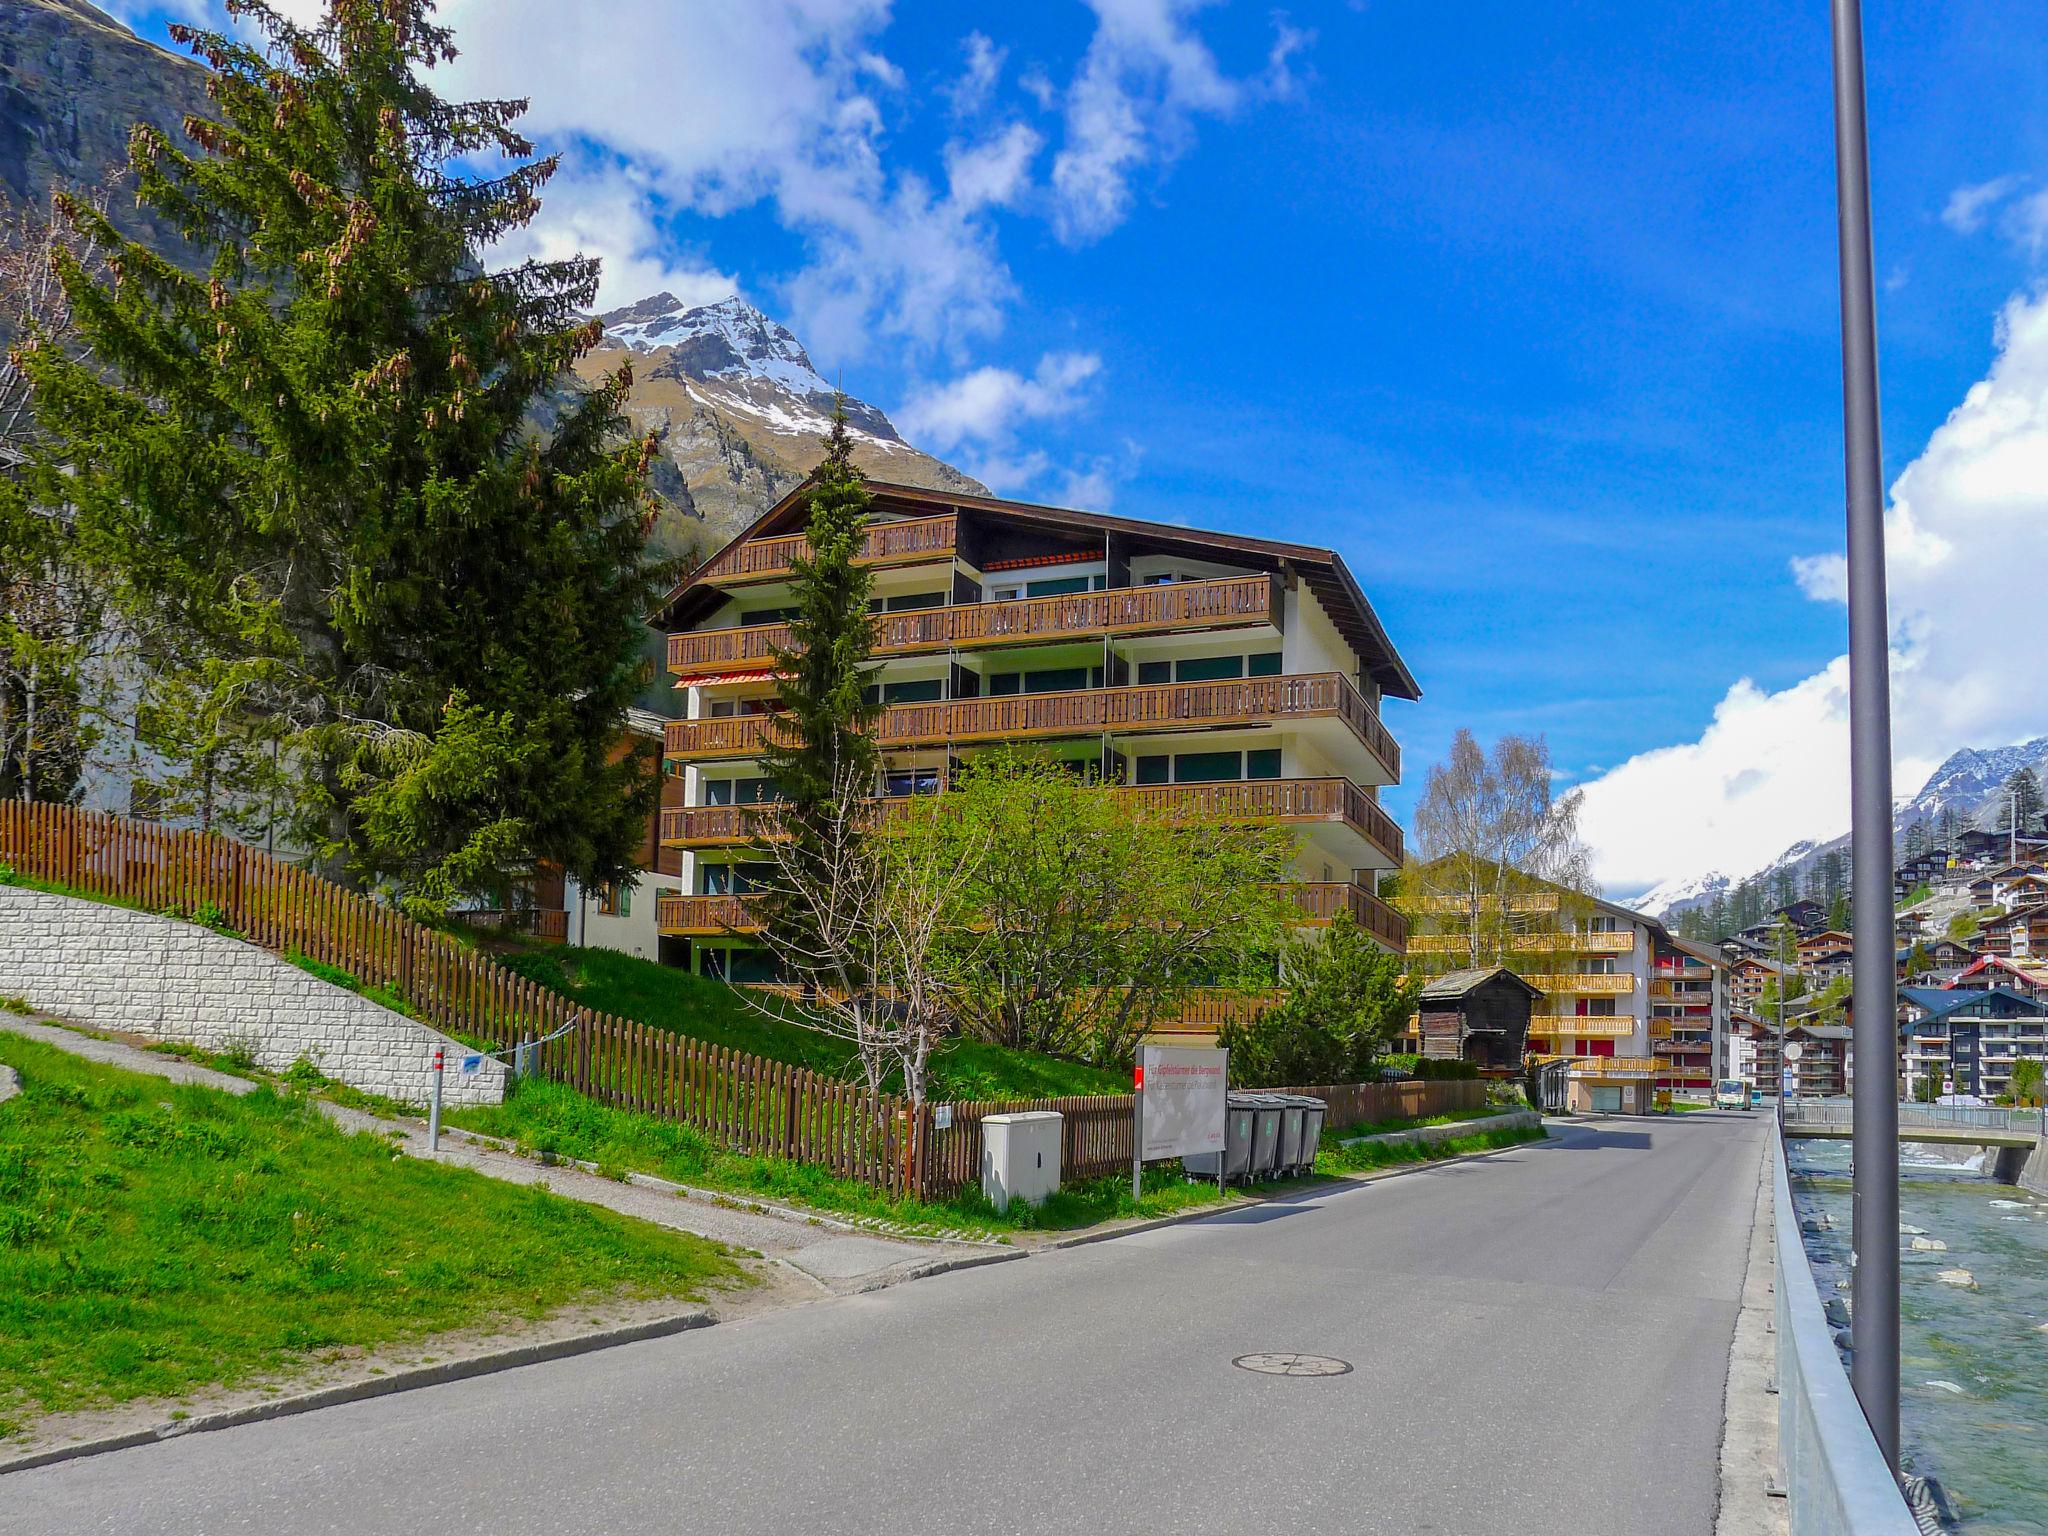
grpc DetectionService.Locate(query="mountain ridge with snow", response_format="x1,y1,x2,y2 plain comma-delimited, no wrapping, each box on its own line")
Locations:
1629,735,2048,918
575,292,985,557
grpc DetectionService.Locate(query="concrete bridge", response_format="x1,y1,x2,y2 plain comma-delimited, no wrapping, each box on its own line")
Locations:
1780,1102,2048,1189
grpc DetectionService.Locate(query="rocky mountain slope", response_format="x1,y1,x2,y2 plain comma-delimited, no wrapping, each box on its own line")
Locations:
1637,735,2048,918
0,0,208,244
575,292,984,560
4,2,983,568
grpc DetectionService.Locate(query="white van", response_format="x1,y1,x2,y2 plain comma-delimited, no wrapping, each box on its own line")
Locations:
1714,1079,1749,1111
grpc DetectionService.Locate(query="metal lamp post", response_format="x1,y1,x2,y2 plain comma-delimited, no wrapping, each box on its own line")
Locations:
1828,0,1902,1473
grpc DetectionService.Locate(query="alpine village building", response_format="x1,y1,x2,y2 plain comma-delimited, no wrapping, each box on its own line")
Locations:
1405,890,1728,1110
647,481,1418,1042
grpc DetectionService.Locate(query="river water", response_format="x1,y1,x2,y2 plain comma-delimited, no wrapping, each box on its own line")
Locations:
1789,1138,2048,1535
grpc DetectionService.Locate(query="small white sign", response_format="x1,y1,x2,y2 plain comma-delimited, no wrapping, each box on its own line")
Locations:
1784,1042,1804,1062
1138,1045,1227,1160
931,1104,953,1130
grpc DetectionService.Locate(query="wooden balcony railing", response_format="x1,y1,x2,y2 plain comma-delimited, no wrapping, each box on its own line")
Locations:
1524,972,1636,996
1291,881,1408,950
669,573,1282,678
654,892,761,935
1527,1014,1635,1037
658,880,1405,950
663,776,1405,867
691,514,956,586
1649,978,1715,1000
1406,928,1633,956
665,672,1400,782
1112,776,1403,865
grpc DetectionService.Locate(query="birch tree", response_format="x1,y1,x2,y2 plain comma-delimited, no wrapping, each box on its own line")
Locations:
1405,729,1598,976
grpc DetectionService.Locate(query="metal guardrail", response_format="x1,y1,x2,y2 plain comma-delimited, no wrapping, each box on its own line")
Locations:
1783,1098,2046,1137
1771,1130,1921,1535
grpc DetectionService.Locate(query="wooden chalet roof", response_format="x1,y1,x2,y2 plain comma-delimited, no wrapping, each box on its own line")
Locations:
652,478,1422,701
1418,966,1544,1002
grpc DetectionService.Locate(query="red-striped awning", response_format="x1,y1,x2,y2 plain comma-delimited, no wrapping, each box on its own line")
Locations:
676,669,784,687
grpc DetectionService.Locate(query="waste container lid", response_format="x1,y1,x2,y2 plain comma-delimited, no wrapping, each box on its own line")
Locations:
1234,1092,1291,1108
1280,1094,1328,1110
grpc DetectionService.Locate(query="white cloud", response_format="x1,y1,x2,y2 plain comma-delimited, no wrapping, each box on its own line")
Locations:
948,32,1007,118
1942,176,2024,234
486,162,739,313
1579,286,2048,894
897,352,1103,451
1050,0,1301,244
2007,190,2048,261
423,0,1012,358
945,123,1043,214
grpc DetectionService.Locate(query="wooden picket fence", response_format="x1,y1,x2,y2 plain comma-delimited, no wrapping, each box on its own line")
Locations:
0,802,928,1196
1261,1077,1488,1132
0,802,1488,1203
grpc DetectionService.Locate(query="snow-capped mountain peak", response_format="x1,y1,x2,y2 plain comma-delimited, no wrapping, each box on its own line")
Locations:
597,293,830,397
593,291,912,450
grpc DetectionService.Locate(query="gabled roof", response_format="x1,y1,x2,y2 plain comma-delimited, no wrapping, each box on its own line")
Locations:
652,479,1422,700
1898,985,2048,1022
1947,954,2048,988
1418,966,1544,1002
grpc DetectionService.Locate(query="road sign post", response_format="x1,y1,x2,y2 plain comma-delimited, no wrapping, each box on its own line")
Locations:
428,1046,445,1153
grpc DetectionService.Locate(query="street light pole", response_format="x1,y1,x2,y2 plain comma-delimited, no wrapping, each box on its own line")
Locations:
1828,0,1901,1473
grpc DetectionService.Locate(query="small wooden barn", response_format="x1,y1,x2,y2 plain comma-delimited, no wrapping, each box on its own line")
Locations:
1417,967,1542,1069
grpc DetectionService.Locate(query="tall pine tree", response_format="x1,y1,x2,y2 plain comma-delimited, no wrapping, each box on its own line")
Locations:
18,0,668,912
755,409,882,954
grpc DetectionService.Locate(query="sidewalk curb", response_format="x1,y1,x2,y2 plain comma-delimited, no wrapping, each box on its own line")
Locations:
0,1308,713,1479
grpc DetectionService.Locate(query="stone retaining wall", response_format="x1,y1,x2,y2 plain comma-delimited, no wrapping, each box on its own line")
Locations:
1337,1108,1542,1150
0,886,505,1109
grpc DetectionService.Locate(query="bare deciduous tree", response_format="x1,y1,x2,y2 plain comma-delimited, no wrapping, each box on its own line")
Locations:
737,763,984,1108
1,185,121,804
1406,729,1599,973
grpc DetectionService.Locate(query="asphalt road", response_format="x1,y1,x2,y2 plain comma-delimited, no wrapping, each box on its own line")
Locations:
7,1111,1767,1536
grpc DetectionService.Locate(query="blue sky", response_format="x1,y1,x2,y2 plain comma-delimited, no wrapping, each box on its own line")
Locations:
111,0,2048,899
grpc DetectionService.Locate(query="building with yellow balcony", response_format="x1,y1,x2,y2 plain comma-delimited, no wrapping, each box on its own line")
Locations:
650,480,1419,1015
1405,885,1728,1102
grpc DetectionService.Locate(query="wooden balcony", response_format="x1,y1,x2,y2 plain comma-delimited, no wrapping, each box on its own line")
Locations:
1113,776,1402,866
1406,929,1632,956
665,672,1400,783
1649,978,1715,1000
658,879,1405,950
1524,972,1636,996
1292,881,1408,950
1528,1014,1635,1038
670,573,1282,679
662,775,1404,868
692,513,957,587
655,892,761,935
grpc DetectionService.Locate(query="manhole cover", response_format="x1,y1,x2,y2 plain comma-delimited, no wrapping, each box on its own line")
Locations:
1233,1353,1352,1377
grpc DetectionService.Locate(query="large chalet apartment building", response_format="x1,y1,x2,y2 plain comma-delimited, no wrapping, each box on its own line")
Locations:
646,480,1419,1021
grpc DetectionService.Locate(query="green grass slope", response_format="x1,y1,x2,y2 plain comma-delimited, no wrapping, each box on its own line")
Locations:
497,946,1125,1102
0,1034,737,1437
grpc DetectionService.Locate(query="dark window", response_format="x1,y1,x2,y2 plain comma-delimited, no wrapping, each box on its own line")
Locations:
1138,660,1171,686
734,777,778,805
1023,667,1088,694
1026,575,1091,597
988,672,1021,696
1246,748,1282,780
726,948,782,983
882,678,944,703
1174,751,1242,784
1134,756,1171,786
708,700,736,718
885,768,948,797
885,591,947,612
704,778,734,806
1247,652,1283,677
1176,654,1245,683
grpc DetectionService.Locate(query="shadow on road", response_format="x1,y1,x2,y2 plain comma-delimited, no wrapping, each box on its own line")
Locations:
1539,1123,1655,1151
